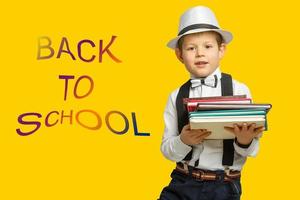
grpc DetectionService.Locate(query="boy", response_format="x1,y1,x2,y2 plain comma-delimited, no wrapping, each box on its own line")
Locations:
158,6,265,200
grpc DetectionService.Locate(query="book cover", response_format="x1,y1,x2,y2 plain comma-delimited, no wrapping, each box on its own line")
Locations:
197,103,272,112
190,117,266,139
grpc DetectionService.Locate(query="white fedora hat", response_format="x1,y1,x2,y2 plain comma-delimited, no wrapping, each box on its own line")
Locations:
167,6,233,49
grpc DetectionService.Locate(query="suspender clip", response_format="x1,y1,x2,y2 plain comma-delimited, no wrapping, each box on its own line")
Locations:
224,166,230,176
183,161,189,171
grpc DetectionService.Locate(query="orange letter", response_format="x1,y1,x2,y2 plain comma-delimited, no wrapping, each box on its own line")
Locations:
37,36,54,60
99,36,122,63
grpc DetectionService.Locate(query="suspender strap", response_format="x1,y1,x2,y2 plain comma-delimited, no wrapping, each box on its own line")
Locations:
221,73,233,96
176,79,192,160
220,73,235,166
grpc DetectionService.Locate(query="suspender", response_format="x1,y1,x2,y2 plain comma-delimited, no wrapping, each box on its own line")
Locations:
221,73,235,167
176,73,235,166
176,79,192,160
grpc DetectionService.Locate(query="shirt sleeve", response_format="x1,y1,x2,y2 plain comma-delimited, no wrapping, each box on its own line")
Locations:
234,138,260,157
232,80,260,157
160,90,192,162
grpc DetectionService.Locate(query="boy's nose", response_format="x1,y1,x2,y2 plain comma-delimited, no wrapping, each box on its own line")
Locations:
196,49,204,57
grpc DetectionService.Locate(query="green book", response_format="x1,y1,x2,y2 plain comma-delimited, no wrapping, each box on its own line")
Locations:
189,109,266,117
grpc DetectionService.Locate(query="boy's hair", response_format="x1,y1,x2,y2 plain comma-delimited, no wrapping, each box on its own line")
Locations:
177,31,223,50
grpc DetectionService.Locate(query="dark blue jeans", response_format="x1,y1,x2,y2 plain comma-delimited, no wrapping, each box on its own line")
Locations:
158,169,241,200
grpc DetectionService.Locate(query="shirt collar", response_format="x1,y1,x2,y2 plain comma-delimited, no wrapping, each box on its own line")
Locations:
190,67,222,80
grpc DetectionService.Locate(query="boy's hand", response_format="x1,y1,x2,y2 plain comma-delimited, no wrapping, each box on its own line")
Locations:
180,124,211,146
224,123,265,145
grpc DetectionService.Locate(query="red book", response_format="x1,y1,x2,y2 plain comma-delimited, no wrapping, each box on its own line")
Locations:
183,95,252,112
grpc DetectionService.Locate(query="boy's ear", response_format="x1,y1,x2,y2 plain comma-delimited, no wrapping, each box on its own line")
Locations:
218,43,226,59
175,48,184,63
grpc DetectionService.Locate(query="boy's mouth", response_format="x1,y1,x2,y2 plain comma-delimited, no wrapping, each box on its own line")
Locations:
194,61,208,66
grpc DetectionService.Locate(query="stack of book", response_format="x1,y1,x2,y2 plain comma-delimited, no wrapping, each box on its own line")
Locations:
184,95,272,139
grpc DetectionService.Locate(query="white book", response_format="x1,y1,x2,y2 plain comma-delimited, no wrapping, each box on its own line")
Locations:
189,117,265,139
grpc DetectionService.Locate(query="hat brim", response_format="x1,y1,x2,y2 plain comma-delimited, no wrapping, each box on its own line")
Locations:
167,28,233,49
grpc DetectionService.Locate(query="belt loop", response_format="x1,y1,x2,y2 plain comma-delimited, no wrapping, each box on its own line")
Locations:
216,172,225,182
182,162,194,177
183,161,189,171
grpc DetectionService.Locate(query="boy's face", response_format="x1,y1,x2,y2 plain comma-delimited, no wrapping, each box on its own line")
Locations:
175,32,226,78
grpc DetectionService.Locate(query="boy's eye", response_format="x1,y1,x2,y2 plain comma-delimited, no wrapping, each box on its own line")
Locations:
187,47,196,51
205,45,213,48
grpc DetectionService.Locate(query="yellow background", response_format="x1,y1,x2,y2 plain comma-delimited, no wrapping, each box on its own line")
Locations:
1,0,299,199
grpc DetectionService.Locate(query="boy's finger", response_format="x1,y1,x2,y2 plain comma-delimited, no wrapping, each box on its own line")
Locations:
254,127,265,135
234,124,240,133
191,129,208,134
203,131,212,138
236,123,244,128
248,123,256,132
196,130,211,136
254,125,264,130
183,124,190,131
190,131,206,140
189,130,209,137
196,131,211,140
242,123,247,132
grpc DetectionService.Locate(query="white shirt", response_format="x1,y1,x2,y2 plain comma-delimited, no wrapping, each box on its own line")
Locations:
160,67,259,171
